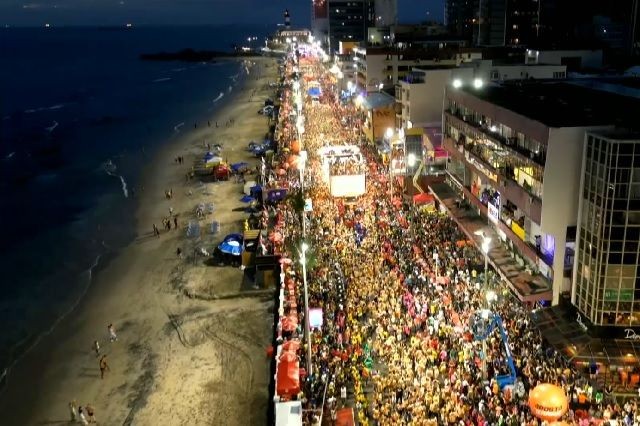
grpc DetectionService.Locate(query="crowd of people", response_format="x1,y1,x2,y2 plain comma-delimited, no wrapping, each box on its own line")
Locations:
271,53,640,425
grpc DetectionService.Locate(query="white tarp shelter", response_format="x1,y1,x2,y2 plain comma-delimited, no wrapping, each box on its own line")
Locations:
275,401,303,426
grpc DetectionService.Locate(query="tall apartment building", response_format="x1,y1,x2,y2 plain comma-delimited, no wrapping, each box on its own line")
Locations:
326,0,397,53
439,80,640,305
312,0,330,46
574,130,640,333
447,0,640,52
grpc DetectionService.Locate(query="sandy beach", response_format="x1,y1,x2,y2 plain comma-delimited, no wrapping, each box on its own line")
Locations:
0,56,278,425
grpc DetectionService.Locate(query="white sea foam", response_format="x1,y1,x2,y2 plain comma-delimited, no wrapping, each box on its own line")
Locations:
103,160,128,198
45,121,58,132
153,77,171,83
171,67,186,72
5,152,15,160
228,85,233,93
212,92,224,103
24,103,65,114
118,175,129,198
173,122,185,132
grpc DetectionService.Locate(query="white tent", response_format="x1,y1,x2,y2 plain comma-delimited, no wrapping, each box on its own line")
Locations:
244,180,257,195
275,401,302,426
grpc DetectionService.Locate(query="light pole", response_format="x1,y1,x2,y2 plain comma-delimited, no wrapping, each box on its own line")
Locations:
300,242,312,377
299,151,307,238
475,230,491,291
387,128,395,201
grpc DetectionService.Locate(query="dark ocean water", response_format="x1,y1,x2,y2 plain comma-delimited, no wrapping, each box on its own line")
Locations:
0,25,268,374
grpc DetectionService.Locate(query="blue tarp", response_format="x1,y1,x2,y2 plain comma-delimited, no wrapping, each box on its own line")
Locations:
240,195,255,203
308,87,321,97
231,162,249,172
218,233,243,256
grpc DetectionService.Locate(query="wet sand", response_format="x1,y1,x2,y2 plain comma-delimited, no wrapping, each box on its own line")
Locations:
0,57,278,425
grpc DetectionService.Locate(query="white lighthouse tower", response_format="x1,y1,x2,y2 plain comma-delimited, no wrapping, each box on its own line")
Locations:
284,9,291,29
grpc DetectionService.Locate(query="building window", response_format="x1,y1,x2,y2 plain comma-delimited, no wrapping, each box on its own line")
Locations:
491,70,499,80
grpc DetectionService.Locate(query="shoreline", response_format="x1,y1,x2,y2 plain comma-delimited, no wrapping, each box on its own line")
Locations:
0,57,252,385
0,56,278,425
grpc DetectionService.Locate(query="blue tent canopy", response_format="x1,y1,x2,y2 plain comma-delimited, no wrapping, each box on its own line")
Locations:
218,233,243,256
308,87,321,97
240,195,255,203
231,162,249,172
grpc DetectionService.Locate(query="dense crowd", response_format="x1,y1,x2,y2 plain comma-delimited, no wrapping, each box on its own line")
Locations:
272,55,640,426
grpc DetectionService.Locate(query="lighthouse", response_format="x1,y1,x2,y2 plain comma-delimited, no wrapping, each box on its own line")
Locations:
284,9,291,29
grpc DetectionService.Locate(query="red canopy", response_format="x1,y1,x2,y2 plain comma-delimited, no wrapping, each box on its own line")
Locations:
281,315,298,332
276,351,300,397
413,193,435,205
283,339,300,352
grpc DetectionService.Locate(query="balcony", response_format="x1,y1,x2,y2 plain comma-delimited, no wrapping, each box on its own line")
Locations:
443,136,543,224
444,110,547,166
447,173,547,267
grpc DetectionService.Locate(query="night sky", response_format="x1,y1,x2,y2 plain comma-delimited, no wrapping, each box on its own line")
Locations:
1,0,444,27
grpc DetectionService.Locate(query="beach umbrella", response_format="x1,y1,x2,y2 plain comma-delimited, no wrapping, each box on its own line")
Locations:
240,195,255,203
218,233,243,256
231,162,249,173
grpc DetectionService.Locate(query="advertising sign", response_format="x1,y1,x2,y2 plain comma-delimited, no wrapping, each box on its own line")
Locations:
309,308,323,329
329,175,366,197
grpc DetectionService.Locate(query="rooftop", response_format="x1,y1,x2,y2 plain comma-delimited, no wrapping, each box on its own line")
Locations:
456,80,640,128
362,91,395,110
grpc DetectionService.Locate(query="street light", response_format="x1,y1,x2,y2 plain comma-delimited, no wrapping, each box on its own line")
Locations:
473,78,484,89
300,243,312,377
378,82,384,92
452,78,462,89
407,153,417,167
385,127,394,139
475,230,491,292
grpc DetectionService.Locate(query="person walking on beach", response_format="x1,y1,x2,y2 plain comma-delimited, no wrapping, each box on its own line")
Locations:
153,223,160,237
78,406,89,425
177,247,183,259
99,355,110,379
173,216,178,229
69,400,78,422
169,206,174,216
108,323,117,342
93,340,100,356
86,404,96,423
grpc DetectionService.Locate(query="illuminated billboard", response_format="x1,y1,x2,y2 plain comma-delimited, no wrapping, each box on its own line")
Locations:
330,175,366,197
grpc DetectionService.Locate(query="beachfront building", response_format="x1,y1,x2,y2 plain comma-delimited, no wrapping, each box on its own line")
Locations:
359,91,396,142
573,130,640,334
433,79,640,308
352,46,481,92
525,48,604,71
395,60,567,130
